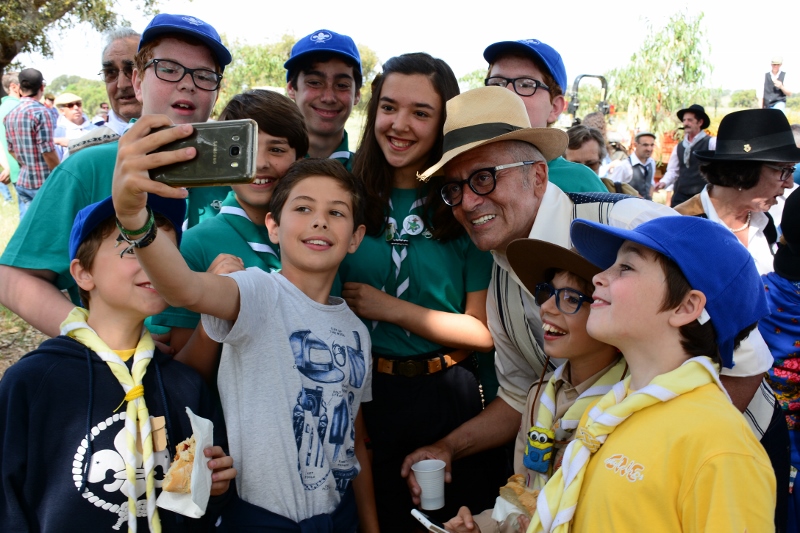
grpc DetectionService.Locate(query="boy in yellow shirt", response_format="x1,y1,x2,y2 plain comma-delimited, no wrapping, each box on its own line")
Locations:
529,215,776,533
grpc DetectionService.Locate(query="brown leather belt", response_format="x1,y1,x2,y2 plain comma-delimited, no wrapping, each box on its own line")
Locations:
375,349,471,378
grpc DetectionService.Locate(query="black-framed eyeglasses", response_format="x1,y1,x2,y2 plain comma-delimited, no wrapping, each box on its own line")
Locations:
534,282,594,314
144,59,222,91
99,64,134,83
440,161,538,207
484,77,550,97
763,163,796,182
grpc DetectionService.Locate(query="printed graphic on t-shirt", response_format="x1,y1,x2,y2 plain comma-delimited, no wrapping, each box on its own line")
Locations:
73,412,171,530
291,328,365,495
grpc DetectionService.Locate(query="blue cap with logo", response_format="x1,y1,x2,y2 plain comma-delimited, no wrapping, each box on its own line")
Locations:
139,14,232,72
483,39,567,92
284,29,362,81
569,215,769,369
69,195,187,260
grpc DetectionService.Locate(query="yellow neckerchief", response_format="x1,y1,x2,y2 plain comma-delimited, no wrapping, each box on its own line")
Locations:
61,307,161,533
528,356,722,533
527,358,628,489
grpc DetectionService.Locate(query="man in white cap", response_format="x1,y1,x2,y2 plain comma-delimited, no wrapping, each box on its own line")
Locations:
401,87,779,520
759,56,792,112
53,92,95,159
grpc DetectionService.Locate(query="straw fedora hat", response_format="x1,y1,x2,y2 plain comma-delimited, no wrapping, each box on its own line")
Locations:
417,86,568,181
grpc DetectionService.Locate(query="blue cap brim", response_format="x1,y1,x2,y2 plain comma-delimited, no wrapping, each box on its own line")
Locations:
69,195,187,260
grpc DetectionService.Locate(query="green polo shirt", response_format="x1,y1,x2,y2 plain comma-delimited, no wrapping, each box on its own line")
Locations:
548,156,607,193
306,130,355,171
338,187,493,357
0,95,21,183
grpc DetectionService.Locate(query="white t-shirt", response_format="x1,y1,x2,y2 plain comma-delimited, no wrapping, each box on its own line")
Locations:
203,269,372,522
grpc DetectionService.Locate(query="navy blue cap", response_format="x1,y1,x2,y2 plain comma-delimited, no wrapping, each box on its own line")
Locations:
69,195,187,260
284,29,362,81
483,39,567,92
139,14,232,72
570,216,769,368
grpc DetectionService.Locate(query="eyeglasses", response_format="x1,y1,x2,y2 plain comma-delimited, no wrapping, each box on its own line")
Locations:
99,64,134,83
440,161,538,207
763,163,796,182
534,282,594,314
59,102,82,109
144,59,222,91
485,77,550,97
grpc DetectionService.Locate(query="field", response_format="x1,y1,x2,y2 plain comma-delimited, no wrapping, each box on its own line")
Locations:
0,190,48,378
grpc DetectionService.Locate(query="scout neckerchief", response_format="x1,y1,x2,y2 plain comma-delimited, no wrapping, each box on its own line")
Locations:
384,193,431,302
681,130,708,167
529,356,723,533
61,307,161,533
218,192,279,269
524,357,628,489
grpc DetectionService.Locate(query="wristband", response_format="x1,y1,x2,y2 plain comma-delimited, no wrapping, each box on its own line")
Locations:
116,219,158,257
116,206,154,237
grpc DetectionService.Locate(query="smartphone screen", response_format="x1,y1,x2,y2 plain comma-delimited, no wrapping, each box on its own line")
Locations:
148,118,258,187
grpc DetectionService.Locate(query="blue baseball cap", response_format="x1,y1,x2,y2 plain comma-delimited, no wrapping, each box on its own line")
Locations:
570,216,769,368
284,29,362,82
483,39,567,92
69,195,187,260
139,14,232,72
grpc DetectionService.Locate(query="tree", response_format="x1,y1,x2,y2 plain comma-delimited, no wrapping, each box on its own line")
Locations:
729,89,757,109
607,11,711,145
459,68,486,91
0,0,157,75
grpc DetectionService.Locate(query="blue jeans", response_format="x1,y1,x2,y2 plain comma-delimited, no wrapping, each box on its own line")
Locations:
15,184,39,219
0,182,11,202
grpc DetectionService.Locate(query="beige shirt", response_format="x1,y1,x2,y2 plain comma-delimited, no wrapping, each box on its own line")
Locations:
473,359,624,533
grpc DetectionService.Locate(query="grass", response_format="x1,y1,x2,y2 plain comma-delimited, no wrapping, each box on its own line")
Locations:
0,188,48,379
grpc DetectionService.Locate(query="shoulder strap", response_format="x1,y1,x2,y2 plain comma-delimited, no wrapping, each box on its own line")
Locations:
764,212,778,247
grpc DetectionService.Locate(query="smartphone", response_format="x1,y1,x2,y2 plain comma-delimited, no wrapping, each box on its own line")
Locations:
148,118,258,187
411,509,448,533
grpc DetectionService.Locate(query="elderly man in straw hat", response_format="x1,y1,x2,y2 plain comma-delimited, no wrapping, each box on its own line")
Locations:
400,86,780,516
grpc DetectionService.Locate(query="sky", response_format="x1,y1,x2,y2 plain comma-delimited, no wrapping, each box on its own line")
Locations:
14,0,800,94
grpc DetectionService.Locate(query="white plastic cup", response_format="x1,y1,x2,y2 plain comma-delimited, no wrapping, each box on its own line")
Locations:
411,459,446,510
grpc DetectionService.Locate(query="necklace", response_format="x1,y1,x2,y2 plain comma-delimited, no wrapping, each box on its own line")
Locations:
728,211,751,233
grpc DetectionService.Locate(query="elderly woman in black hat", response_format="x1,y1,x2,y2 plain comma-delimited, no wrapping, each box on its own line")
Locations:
674,109,800,274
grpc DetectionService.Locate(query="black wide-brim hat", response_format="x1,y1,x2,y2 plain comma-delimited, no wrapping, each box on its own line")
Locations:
677,104,710,129
695,109,800,163
775,187,800,281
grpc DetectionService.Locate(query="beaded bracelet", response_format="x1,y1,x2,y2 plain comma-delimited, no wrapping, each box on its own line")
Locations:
116,206,154,238
116,210,159,257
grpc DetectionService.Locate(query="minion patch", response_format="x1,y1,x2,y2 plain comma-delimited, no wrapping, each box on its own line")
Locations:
523,426,555,473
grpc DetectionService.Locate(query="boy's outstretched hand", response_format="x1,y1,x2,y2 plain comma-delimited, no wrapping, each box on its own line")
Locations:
444,506,479,532
204,446,236,496
112,115,193,229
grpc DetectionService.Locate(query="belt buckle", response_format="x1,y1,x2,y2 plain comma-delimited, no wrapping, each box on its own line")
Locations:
397,360,424,377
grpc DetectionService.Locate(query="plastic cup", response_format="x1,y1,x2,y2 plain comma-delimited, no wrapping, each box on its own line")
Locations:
411,459,446,510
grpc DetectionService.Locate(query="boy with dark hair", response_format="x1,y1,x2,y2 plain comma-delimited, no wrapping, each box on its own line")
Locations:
0,194,236,532
112,117,378,528
285,29,362,170
528,215,776,532
151,89,308,357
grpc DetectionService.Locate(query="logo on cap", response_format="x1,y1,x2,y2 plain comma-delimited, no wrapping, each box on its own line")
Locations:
182,16,204,26
310,31,332,44
521,39,541,45
744,144,752,153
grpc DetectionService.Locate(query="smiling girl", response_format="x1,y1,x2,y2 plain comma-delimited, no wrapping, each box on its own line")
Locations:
338,53,507,529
